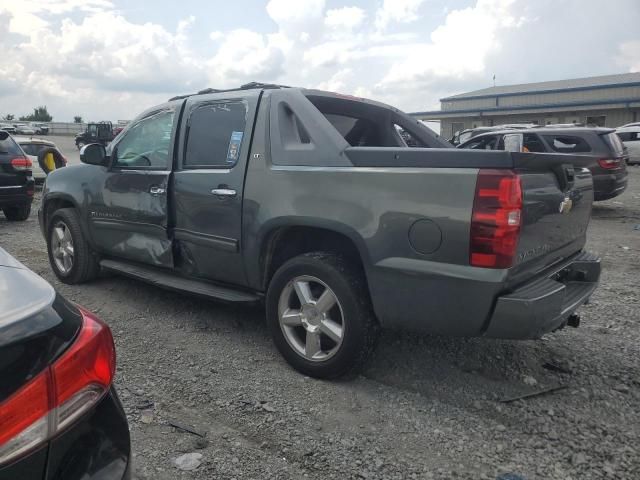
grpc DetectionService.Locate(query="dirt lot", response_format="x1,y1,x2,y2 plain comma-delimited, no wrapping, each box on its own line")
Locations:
1,139,639,479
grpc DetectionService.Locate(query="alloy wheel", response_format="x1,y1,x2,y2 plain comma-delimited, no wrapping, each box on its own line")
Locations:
51,221,74,274
278,275,345,362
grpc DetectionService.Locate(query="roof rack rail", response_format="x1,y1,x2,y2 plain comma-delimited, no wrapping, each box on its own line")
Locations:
168,81,291,102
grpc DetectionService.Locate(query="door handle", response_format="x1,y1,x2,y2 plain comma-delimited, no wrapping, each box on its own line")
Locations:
211,188,237,197
149,186,166,195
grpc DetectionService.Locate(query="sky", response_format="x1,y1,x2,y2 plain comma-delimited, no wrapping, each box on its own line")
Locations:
1,0,639,122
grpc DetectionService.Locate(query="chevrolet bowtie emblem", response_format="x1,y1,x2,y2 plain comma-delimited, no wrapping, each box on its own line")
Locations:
559,196,573,214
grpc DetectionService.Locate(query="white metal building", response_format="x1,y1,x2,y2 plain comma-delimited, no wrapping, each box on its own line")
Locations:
412,72,640,140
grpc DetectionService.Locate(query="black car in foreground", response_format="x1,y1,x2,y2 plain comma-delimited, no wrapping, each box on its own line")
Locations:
0,131,34,221
0,247,131,480
458,127,628,201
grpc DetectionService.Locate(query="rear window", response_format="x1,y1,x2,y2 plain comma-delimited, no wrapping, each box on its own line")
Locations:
394,125,427,148
184,101,248,168
0,137,23,156
19,143,49,156
601,132,625,156
543,135,592,153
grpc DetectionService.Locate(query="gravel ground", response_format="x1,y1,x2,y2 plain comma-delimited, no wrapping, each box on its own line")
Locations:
1,140,639,479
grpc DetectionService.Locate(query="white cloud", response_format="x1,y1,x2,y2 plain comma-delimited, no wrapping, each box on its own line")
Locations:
378,0,520,88
266,0,325,29
617,40,640,72
375,0,425,31
325,6,365,30
207,29,285,84
316,68,353,92
1,0,638,122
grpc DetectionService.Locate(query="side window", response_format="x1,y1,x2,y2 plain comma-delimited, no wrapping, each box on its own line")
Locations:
465,136,498,150
184,101,248,168
543,135,592,153
114,109,175,169
522,134,546,152
618,131,640,142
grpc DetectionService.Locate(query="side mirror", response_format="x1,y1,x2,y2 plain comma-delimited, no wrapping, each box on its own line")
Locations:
503,133,524,153
80,143,108,166
0,131,8,141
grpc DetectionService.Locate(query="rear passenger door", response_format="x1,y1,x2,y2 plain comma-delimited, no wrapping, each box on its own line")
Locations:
171,91,260,286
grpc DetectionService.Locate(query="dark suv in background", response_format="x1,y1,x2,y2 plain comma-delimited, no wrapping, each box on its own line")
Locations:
458,127,628,201
0,131,34,221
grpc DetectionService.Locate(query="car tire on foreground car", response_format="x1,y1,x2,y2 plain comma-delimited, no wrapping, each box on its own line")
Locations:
3,203,31,221
266,252,379,379
47,208,100,284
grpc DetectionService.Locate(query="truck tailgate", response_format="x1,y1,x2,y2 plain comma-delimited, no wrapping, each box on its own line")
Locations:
509,152,594,284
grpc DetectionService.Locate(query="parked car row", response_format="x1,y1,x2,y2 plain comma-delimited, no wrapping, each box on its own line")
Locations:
0,131,66,222
0,123,49,135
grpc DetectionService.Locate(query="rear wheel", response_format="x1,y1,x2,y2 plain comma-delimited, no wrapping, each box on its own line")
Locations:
47,208,99,284
3,204,31,221
266,252,379,379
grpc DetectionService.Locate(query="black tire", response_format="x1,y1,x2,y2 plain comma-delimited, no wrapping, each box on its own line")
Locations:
3,203,31,221
47,208,100,284
266,252,379,379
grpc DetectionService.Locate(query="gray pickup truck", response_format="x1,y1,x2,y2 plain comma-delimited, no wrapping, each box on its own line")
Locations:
39,83,601,378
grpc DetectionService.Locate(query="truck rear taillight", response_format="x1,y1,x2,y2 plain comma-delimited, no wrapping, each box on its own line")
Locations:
0,309,115,465
597,158,620,169
470,170,522,269
10,157,32,171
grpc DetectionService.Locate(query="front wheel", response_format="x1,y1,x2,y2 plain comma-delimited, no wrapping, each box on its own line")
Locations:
266,252,379,379
3,204,31,221
47,208,99,284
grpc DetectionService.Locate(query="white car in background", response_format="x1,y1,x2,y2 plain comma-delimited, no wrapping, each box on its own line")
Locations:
616,126,640,165
13,123,36,135
13,136,65,181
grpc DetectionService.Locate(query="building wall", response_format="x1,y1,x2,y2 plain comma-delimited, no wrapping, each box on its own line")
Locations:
442,85,640,112
440,108,639,140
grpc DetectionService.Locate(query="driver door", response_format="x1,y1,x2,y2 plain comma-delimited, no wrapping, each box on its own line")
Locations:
87,105,179,268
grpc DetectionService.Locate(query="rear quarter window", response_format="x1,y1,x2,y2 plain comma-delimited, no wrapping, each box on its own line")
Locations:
543,135,592,153
600,132,625,156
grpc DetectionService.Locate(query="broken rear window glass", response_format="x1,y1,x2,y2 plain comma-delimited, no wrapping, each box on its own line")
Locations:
543,135,591,153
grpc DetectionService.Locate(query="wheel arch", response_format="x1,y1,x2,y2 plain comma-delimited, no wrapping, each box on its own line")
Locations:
255,218,372,292
42,194,92,245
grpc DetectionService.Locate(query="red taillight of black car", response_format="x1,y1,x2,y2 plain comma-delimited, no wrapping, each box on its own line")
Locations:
597,158,620,169
9,157,32,171
0,308,115,465
470,169,522,269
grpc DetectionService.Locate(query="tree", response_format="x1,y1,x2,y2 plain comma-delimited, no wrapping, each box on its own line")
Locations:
5,114,14,121
74,116,83,123
19,106,52,122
